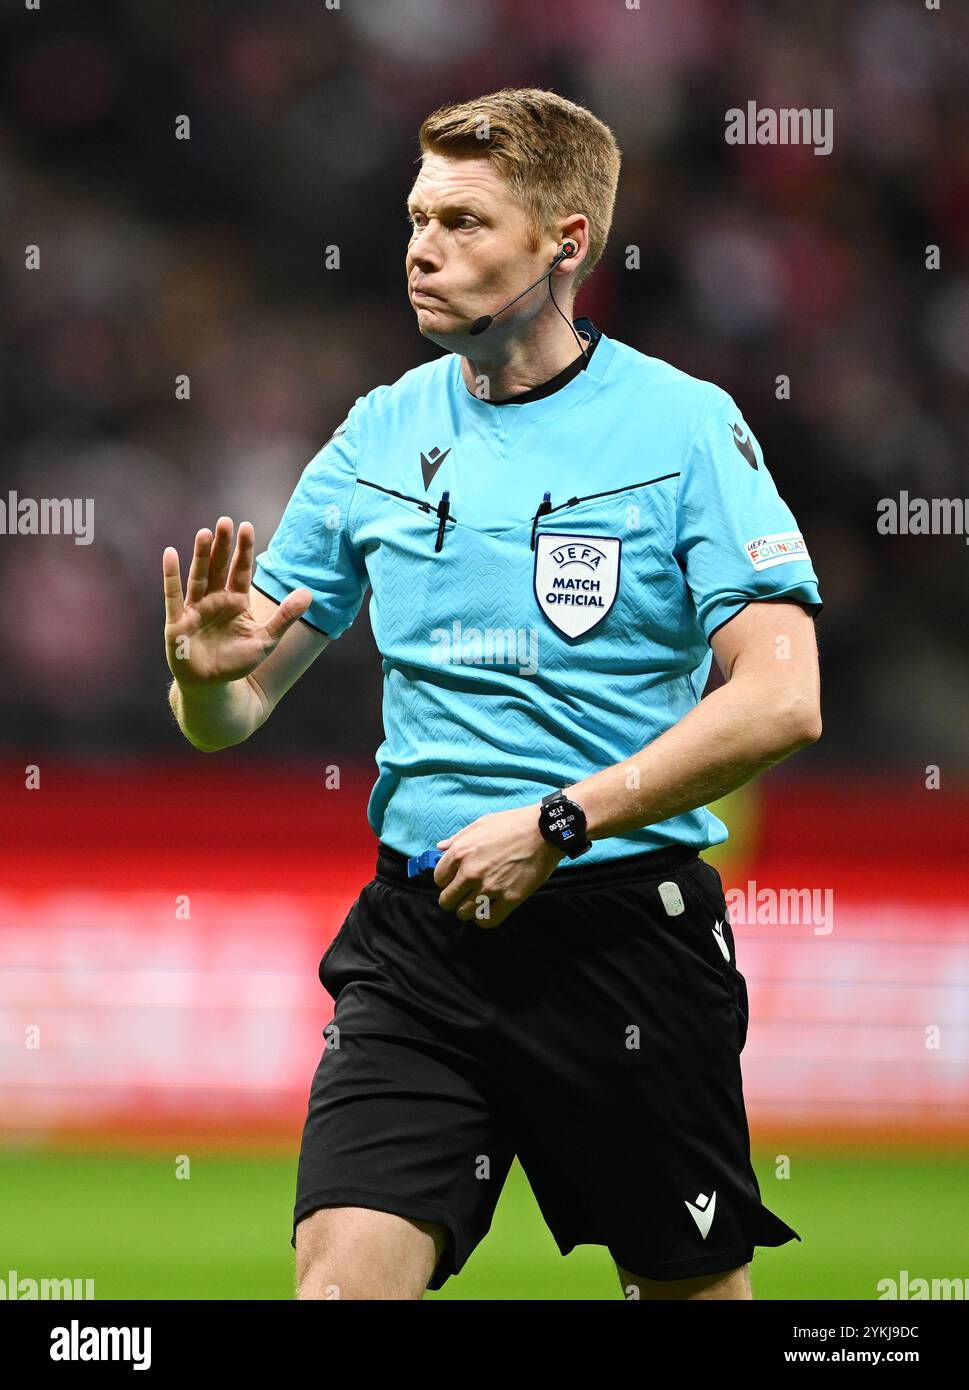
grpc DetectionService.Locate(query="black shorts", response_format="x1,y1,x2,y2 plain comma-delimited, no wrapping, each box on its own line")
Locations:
292,840,799,1291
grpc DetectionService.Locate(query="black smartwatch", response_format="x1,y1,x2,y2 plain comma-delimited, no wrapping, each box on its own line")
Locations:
538,791,593,859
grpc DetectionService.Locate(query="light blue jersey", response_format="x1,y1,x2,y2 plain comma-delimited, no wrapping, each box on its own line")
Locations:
253,320,822,865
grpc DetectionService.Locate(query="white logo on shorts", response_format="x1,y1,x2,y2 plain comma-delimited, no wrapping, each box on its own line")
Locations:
658,880,685,916
685,1190,717,1239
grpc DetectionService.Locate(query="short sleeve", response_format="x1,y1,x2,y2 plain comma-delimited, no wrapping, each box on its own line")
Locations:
674,396,823,642
252,402,369,639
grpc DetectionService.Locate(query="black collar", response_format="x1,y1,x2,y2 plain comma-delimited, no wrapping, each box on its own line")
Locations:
478,318,601,405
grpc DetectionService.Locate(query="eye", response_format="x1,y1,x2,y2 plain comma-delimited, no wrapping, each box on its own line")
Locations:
455,216,478,230
408,212,427,231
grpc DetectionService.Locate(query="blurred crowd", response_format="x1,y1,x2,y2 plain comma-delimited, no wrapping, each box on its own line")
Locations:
2,0,967,768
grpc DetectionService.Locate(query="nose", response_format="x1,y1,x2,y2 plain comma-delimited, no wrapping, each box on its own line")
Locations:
407,221,443,274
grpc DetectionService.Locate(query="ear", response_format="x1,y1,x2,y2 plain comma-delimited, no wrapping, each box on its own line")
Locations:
553,216,589,274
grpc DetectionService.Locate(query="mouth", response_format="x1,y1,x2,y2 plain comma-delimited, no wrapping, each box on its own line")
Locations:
410,283,443,303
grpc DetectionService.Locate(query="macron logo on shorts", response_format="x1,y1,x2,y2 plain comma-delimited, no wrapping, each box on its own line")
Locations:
685,1190,717,1239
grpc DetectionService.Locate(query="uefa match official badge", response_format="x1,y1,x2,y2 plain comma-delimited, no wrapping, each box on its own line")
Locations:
533,532,621,638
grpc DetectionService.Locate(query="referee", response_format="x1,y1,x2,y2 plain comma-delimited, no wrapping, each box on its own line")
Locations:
163,88,823,1301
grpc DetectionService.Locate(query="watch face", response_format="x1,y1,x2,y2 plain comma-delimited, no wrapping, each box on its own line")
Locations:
541,795,587,853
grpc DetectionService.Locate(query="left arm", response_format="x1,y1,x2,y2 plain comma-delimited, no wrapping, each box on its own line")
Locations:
433,599,821,924
561,597,821,839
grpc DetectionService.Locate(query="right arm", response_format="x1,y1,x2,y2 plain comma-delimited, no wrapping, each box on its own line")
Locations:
164,517,330,752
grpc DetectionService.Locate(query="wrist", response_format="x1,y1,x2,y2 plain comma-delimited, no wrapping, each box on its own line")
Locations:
537,790,593,860
169,674,261,750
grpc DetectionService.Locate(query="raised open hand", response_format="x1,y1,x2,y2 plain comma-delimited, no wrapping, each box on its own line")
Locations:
163,517,312,686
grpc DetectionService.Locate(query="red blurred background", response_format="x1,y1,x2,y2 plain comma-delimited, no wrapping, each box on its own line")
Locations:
3,763,966,1149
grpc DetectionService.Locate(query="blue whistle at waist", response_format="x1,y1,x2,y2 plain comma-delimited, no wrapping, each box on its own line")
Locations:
406,848,444,878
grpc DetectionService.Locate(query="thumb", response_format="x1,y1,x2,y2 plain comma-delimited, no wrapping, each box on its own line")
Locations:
263,588,314,643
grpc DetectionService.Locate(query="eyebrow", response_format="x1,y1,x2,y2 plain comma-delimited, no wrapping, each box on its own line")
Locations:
405,197,487,217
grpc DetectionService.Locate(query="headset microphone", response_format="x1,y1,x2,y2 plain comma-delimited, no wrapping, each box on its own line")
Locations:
468,241,578,337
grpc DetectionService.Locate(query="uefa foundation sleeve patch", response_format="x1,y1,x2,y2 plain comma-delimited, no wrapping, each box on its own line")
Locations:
743,531,808,571
673,394,822,640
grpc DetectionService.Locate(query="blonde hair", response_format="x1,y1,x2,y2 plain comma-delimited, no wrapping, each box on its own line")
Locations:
418,88,621,292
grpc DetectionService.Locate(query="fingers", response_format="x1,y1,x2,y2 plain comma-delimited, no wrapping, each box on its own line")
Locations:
185,528,213,606
183,519,250,605
435,855,506,925
162,547,184,625
206,516,234,593
432,849,459,889
262,588,314,644
437,867,473,913
454,889,504,927
226,521,255,594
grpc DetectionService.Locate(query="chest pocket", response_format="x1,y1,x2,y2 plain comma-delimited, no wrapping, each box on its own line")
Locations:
530,475,684,649
353,472,688,665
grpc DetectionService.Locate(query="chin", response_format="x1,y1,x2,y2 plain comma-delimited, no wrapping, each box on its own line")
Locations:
420,327,459,351
416,314,460,348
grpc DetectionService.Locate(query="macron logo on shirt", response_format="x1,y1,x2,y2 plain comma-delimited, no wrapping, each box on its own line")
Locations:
421,446,451,490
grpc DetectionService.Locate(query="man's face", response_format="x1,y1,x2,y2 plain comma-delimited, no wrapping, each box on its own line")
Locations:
405,152,551,348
